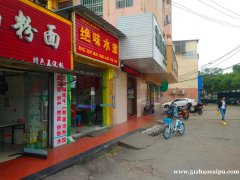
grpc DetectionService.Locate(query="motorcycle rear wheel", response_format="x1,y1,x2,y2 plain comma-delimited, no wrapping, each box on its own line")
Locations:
197,109,203,115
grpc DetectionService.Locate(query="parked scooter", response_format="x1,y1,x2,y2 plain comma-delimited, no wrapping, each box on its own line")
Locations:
165,103,189,120
143,99,154,116
178,106,190,120
187,103,203,115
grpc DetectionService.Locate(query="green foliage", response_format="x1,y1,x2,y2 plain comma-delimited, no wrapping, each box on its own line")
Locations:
233,64,240,73
201,67,223,76
202,68,240,95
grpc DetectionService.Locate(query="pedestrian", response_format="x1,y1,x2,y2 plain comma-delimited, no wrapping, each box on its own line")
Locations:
218,96,227,125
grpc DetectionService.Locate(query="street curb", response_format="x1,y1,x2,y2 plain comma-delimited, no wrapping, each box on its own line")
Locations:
22,128,144,180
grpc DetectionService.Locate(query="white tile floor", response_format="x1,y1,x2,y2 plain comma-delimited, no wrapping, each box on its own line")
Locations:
0,143,23,163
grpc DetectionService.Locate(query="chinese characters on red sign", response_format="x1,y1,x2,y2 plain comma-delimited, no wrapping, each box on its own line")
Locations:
121,64,142,77
54,74,68,147
74,13,119,67
0,0,72,70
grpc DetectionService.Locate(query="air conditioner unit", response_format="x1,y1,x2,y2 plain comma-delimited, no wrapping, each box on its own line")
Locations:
170,90,176,95
178,89,185,95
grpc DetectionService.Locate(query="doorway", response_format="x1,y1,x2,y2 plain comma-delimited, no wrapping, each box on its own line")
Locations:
71,63,104,137
127,76,137,117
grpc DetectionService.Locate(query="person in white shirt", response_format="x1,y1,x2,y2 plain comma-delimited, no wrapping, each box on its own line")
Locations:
218,96,227,125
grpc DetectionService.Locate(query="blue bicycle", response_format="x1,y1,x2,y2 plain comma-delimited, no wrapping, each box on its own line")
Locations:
162,104,185,139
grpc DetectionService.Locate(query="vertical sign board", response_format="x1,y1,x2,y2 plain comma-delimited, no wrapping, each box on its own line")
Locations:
54,73,68,147
74,13,119,67
153,16,167,70
0,0,72,70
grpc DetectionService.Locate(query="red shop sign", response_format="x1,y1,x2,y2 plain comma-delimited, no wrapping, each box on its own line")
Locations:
121,64,141,77
0,0,72,70
74,13,119,67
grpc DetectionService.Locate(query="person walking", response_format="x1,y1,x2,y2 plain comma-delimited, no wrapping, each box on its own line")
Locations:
218,96,227,125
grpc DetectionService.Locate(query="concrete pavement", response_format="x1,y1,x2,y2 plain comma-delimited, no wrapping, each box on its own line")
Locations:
45,104,240,180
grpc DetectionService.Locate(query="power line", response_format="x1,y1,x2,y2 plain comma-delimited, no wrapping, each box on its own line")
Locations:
208,48,240,69
179,51,239,80
178,63,240,83
196,0,240,21
178,77,197,83
178,44,240,79
209,0,240,18
178,71,199,80
222,63,240,71
171,1,240,28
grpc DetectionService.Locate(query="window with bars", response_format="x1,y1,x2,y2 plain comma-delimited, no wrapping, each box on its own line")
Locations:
116,0,133,9
81,0,103,16
174,42,186,53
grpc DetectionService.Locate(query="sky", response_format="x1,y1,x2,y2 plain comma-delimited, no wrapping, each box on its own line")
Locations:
172,0,240,72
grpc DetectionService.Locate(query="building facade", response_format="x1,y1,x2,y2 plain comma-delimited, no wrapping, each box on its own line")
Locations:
45,0,177,123
162,40,199,103
0,0,179,163
0,0,73,160
0,0,126,163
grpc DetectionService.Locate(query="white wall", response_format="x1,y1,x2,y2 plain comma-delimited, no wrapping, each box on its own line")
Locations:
137,81,148,117
117,13,153,60
137,78,145,117
114,70,127,124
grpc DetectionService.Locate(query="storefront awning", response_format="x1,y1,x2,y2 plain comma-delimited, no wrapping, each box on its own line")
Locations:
0,57,82,75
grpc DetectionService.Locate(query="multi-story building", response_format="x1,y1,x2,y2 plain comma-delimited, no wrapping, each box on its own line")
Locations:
46,0,177,122
0,0,178,163
162,39,199,102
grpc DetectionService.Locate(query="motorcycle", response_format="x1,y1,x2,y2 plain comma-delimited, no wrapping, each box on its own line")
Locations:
165,104,189,120
178,106,190,120
143,99,154,116
187,103,203,115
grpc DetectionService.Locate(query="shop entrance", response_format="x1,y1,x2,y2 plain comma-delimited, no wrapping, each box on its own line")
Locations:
147,84,160,103
71,63,104,137
127,76,137,117
0,69,49,163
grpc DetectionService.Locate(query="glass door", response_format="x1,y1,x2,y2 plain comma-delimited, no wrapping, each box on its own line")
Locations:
23,72,49,149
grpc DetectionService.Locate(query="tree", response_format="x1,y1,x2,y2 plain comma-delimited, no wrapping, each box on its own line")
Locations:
233,64,240,73
201,67,223,76
231,72,240,91
201,68,238,98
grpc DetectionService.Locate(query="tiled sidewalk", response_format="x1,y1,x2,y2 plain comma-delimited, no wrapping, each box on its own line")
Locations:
0,115,156,180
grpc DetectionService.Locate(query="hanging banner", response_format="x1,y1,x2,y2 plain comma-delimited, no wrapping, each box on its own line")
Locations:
0,0,72,70
74,13,119,67
53,73,69,147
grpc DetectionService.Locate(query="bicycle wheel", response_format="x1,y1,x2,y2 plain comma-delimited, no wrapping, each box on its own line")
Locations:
178,123,185,136
163,125,172,139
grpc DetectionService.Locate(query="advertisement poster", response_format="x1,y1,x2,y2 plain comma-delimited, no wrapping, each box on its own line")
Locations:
53,73,70,147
